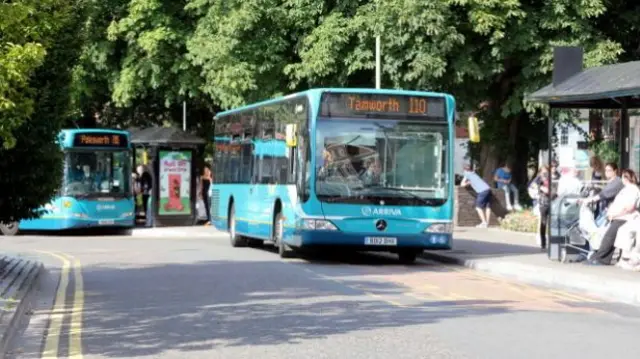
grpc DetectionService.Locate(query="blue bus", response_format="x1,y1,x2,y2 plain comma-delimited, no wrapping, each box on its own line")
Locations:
211,88,455,263
0,129,135,235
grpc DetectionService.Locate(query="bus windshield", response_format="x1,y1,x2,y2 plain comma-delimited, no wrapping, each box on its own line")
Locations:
315,118,449,206
63,150,131,198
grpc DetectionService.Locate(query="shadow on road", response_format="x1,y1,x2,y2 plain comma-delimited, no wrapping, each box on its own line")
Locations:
68,259,521,357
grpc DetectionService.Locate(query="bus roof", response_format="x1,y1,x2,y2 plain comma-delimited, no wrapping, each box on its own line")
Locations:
214,88,454,119
60,128,130,136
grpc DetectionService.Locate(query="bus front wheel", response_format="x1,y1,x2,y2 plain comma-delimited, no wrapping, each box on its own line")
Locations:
0,222,19,236
398,250,418,264
228,204,246,247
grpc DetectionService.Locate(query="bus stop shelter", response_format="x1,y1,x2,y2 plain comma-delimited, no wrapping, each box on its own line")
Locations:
129,127,206,227
526,46,640,261
527,47,640,170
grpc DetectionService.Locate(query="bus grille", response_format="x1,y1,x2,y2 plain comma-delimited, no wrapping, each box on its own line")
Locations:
211,189,220,219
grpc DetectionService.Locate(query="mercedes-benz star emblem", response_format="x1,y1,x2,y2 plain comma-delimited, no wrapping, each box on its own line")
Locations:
375,219,387,231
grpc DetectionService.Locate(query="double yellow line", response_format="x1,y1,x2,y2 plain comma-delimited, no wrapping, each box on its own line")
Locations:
36,251,84,359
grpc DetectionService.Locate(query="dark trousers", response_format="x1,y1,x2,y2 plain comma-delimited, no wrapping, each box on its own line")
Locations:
593,219,626,264
142,194,150,215
539,203,550,248
203,196,211,222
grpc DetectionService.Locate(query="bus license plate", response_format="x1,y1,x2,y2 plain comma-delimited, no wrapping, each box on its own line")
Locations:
98,220,114,225
364,237,397,246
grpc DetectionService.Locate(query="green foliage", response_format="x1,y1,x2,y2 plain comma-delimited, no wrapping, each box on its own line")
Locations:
0,0,84,223
6,0,640,224
0,1,51,149
590,140,619,164
499,209,538,233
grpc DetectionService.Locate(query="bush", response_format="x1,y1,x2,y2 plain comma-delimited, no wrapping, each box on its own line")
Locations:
499,209,538,233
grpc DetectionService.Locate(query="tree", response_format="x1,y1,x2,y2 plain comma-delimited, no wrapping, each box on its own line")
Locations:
0,0,86,224
286,0,622,184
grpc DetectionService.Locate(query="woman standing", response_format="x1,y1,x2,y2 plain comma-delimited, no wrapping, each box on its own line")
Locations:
201,164,213,225
590,156,604,181
529,165,551,249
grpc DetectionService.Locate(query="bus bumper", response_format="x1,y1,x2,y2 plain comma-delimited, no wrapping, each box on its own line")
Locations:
19,217,135,231
290,230,452,251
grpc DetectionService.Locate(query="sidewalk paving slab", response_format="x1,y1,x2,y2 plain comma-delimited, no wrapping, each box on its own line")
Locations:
422,227,640,306
130,226,221,238
0,254,43,358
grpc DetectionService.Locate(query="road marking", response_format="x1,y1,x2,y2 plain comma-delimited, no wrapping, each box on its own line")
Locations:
36,251,84,359
440,263,601,303
66,254,84,359
36,251,70,359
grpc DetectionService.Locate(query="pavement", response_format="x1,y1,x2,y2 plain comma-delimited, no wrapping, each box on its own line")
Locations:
422,227,640,307
0,254,43,359
1,228,640,358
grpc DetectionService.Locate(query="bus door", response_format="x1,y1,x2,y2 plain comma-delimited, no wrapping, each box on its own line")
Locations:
250,151,272,238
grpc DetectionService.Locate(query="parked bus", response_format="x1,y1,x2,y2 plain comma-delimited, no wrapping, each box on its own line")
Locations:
211,88,455,263
0,129,135,235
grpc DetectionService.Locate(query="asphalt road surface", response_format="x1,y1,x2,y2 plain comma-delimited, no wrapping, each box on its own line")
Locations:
3,228,640,359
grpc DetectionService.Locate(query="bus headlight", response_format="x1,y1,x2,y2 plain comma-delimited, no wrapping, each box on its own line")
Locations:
424,223,452,234
302,219,338,231
120,212,134,218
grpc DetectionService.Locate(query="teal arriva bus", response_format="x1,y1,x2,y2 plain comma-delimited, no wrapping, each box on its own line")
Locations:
211,88,455,263
0,129,135,235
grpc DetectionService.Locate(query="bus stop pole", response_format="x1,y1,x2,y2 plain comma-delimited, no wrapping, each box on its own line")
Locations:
375,36,381,89
183,101,187,131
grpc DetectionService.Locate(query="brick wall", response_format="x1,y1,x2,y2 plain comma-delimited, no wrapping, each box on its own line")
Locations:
454,186,509,227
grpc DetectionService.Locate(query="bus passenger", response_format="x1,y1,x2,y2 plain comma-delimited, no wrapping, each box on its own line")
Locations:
200,164,212,225
136,165,153,218
361,158,381,186
317,149,336,180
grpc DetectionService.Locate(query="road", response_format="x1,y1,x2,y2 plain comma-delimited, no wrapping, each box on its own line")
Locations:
3,228,640,359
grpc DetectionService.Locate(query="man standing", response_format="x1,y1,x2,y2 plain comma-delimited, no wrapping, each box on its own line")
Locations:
460,164,492,228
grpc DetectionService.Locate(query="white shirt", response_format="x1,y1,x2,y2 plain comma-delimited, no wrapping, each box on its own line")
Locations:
609,184,640,221
557,174,582,196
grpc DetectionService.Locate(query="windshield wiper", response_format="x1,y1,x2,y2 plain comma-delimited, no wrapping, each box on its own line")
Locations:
361,185,433,206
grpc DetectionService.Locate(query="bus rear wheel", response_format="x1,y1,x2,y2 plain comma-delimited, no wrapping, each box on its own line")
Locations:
275,212,294,258
0,222,19,236
398,250,418,264
228,204,246,247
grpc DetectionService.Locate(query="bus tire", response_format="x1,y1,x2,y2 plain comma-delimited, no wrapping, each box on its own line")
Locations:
275,212,294,258
228,203,246,247
398,250,418,264
0,222,19,236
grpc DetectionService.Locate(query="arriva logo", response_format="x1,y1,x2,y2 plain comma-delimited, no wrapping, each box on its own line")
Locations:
361,207,402,216
97,204,116,211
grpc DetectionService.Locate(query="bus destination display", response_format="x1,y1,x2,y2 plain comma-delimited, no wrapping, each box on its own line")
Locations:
73,133,129,147
320,93,446,119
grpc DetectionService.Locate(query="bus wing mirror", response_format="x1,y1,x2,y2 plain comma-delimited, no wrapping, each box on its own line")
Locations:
285,124,297,147
468,116,480,143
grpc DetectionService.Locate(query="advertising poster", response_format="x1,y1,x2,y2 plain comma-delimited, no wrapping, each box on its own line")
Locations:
159,150,192,215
